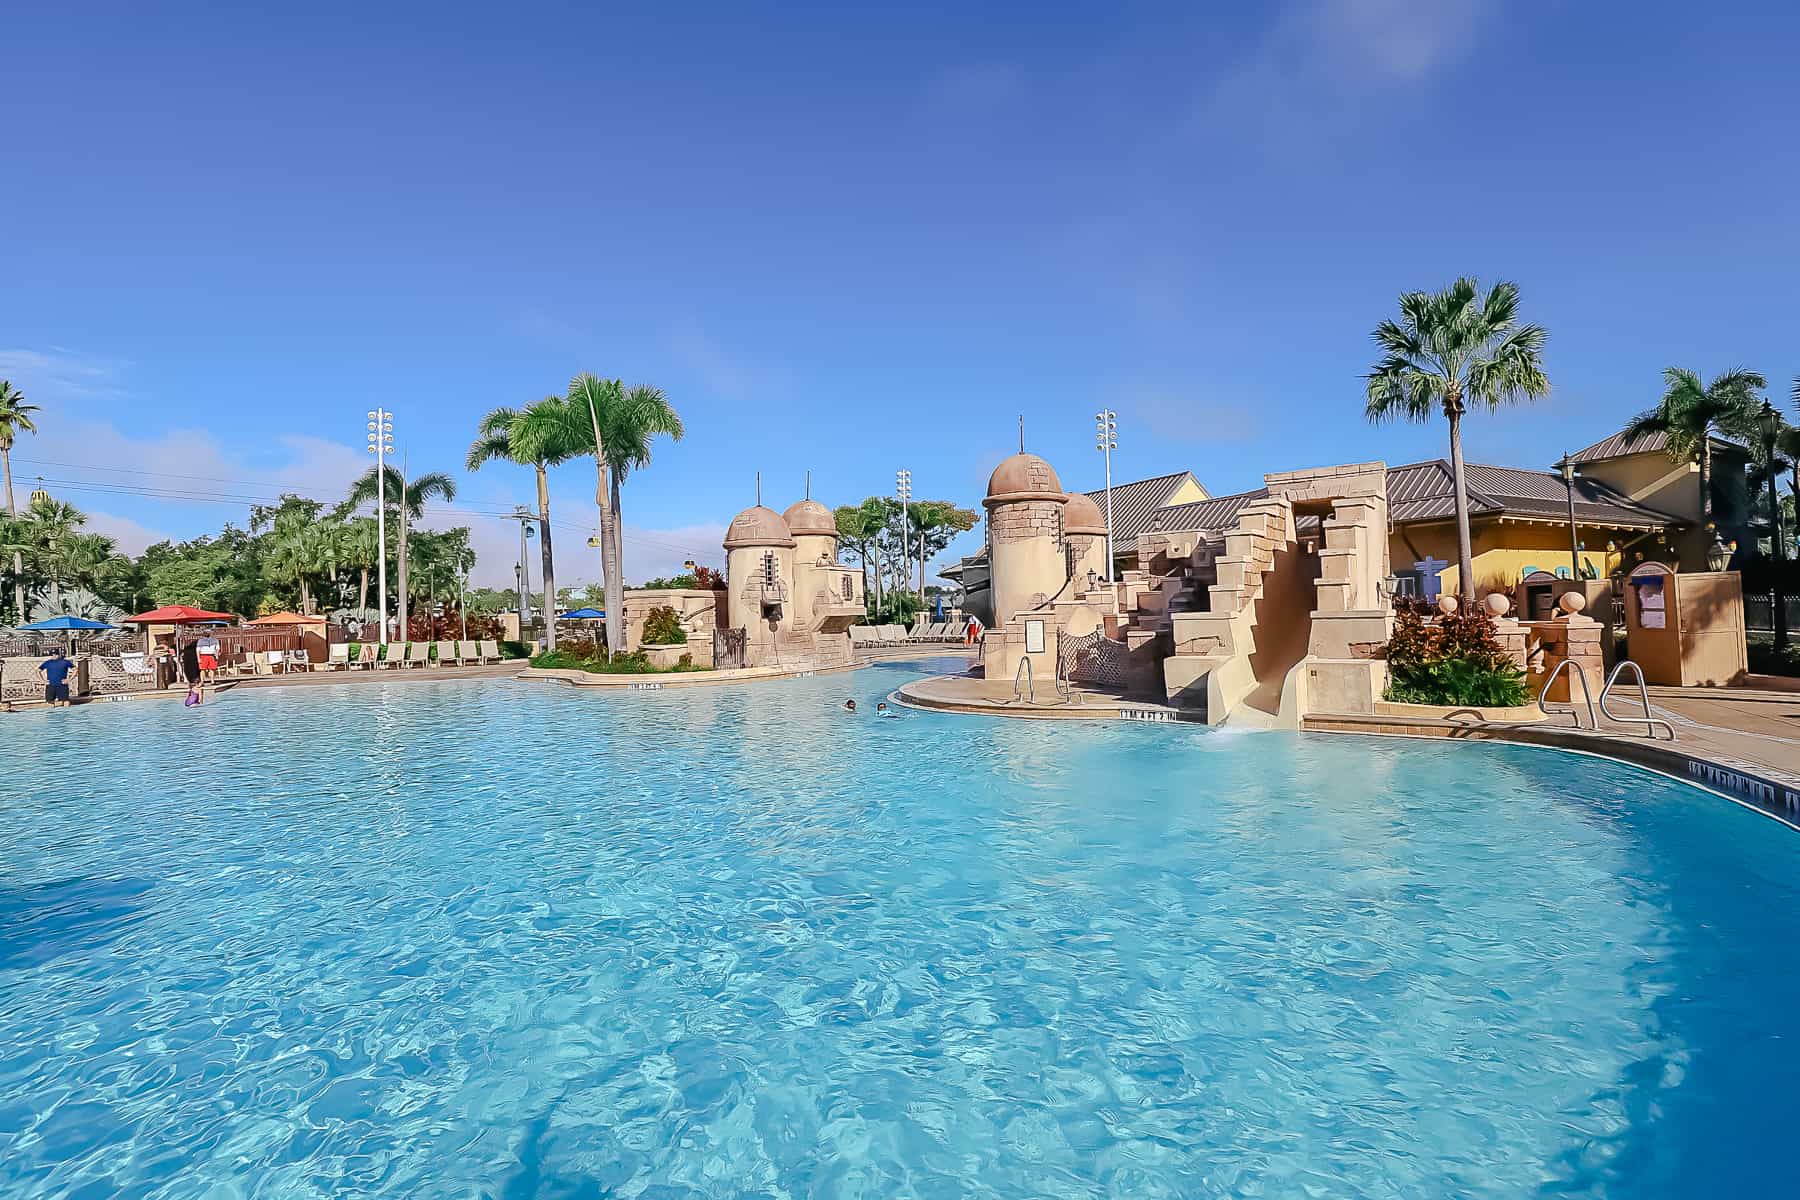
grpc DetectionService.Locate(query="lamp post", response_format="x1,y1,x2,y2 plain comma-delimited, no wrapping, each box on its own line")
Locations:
896,467,914,614
1759,399,1787,651
1556,451,1581,580
1095,410,1117,584
366,409,393,643
504,506,536,642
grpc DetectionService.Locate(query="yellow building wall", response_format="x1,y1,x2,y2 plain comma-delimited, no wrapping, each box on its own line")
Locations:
1390,521,1630,598
1579,455,1700,521
1163,476,1209,505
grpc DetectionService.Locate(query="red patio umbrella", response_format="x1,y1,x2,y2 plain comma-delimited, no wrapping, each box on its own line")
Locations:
123,605,236,624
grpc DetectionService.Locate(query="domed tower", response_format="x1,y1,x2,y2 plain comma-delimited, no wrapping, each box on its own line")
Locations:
724,505,795,663
782,498,838,631
1062,491,1109,587
983,453,1069,629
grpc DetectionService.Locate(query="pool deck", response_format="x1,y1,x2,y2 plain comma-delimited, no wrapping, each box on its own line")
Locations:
2,661,525,711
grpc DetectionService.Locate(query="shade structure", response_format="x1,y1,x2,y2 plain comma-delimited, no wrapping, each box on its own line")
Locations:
18,616,116,632
245,611,322,626
124,605,235,625
558,607,606,620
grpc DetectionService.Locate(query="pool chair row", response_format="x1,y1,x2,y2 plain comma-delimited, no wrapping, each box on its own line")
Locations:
849,621,969,649
313,640,505,671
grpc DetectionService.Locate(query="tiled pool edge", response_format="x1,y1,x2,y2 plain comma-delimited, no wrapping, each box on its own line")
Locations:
1303,714,1800,832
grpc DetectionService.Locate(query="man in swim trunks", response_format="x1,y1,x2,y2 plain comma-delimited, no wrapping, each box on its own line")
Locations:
196,631,221,682
38,648,76,707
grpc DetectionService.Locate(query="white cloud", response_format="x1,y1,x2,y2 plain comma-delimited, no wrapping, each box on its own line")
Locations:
79,509,173,556
1199,0,1491,153
448,511,728,591
0,347,127,402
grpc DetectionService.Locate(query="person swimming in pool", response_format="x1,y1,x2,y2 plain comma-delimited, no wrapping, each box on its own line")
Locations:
843,699,857,712
876,702,898,718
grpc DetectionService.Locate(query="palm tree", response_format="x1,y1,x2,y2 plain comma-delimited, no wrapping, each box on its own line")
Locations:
1622,368,1765,555
835,499,887,616
468,398,586,651
25,494,85,614
343,465,457,639
1366,278,1550,599
596,384,683,642
565,374,623,651
0,380,41,621
344,517,380,618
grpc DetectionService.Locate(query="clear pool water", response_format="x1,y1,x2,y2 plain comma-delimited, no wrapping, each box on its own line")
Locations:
2,660,1796,1198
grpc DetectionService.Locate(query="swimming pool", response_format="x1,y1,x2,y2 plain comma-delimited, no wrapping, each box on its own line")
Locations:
2,660,1796,1197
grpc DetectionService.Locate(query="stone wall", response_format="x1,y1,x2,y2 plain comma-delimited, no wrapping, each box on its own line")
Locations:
988,499,1064,546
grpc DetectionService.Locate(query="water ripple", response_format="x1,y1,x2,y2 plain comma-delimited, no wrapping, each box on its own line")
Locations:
1,661,1796,1197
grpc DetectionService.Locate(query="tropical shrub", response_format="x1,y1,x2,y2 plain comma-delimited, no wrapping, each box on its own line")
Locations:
529,646,708,674
1381,604,1528,707
641,605,687,645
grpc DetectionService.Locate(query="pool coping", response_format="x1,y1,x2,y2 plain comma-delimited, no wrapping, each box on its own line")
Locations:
1302,712,1800,831
890,670,1800,832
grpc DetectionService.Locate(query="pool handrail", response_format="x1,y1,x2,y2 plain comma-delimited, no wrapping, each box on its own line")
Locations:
1537,659,1598,730
1599,660,1677,741
1012,655,1033,704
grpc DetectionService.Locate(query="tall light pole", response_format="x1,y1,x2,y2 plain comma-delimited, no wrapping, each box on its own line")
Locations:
1096,409,1117,583
366,408,393,643
505,506,537,641
896,467,914,615
1759,400,1787,652
1556,451,1581,580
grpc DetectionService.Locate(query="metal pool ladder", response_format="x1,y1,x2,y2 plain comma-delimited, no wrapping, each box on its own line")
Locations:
1598,660,1676,741
1012,656,1034,704
1538,660,1598,730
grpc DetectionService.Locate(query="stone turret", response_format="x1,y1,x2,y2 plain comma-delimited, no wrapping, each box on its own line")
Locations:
783,498,838,631
1062,491,1108,586
983,453,1069,629
724,505,795,663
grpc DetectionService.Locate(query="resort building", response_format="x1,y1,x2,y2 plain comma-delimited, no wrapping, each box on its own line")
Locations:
945,419,1723,614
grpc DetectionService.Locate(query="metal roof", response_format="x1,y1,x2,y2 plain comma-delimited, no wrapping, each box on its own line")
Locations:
1386,460,1684,530
1566,427,1747,465
1079,471,1201,544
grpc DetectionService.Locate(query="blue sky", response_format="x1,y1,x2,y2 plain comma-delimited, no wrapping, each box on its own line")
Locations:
4,1,1797,586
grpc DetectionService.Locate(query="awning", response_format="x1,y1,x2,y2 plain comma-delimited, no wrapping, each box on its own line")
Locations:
245,612,322,626
18,616,117,631
123,605,236,625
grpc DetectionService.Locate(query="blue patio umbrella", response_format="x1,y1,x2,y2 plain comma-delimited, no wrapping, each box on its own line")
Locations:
558,607,606,620
18,616,116,632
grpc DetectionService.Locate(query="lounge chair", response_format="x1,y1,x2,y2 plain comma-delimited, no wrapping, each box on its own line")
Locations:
435,640,458,666
405,642,430,668
317,643,350,671
373,643,400,670
849,627,868,647
353,642,378,669
457,640,480,665
478,639,500,665
885,625,905,645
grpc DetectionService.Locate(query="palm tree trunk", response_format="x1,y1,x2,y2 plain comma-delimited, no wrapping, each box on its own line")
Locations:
358,566,369,617
537,464,557,652
1699,427,1714,527
1447,406,1476,601
608,472,627,653
397,503,410,641
3,445,24,621
871,539,883,616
